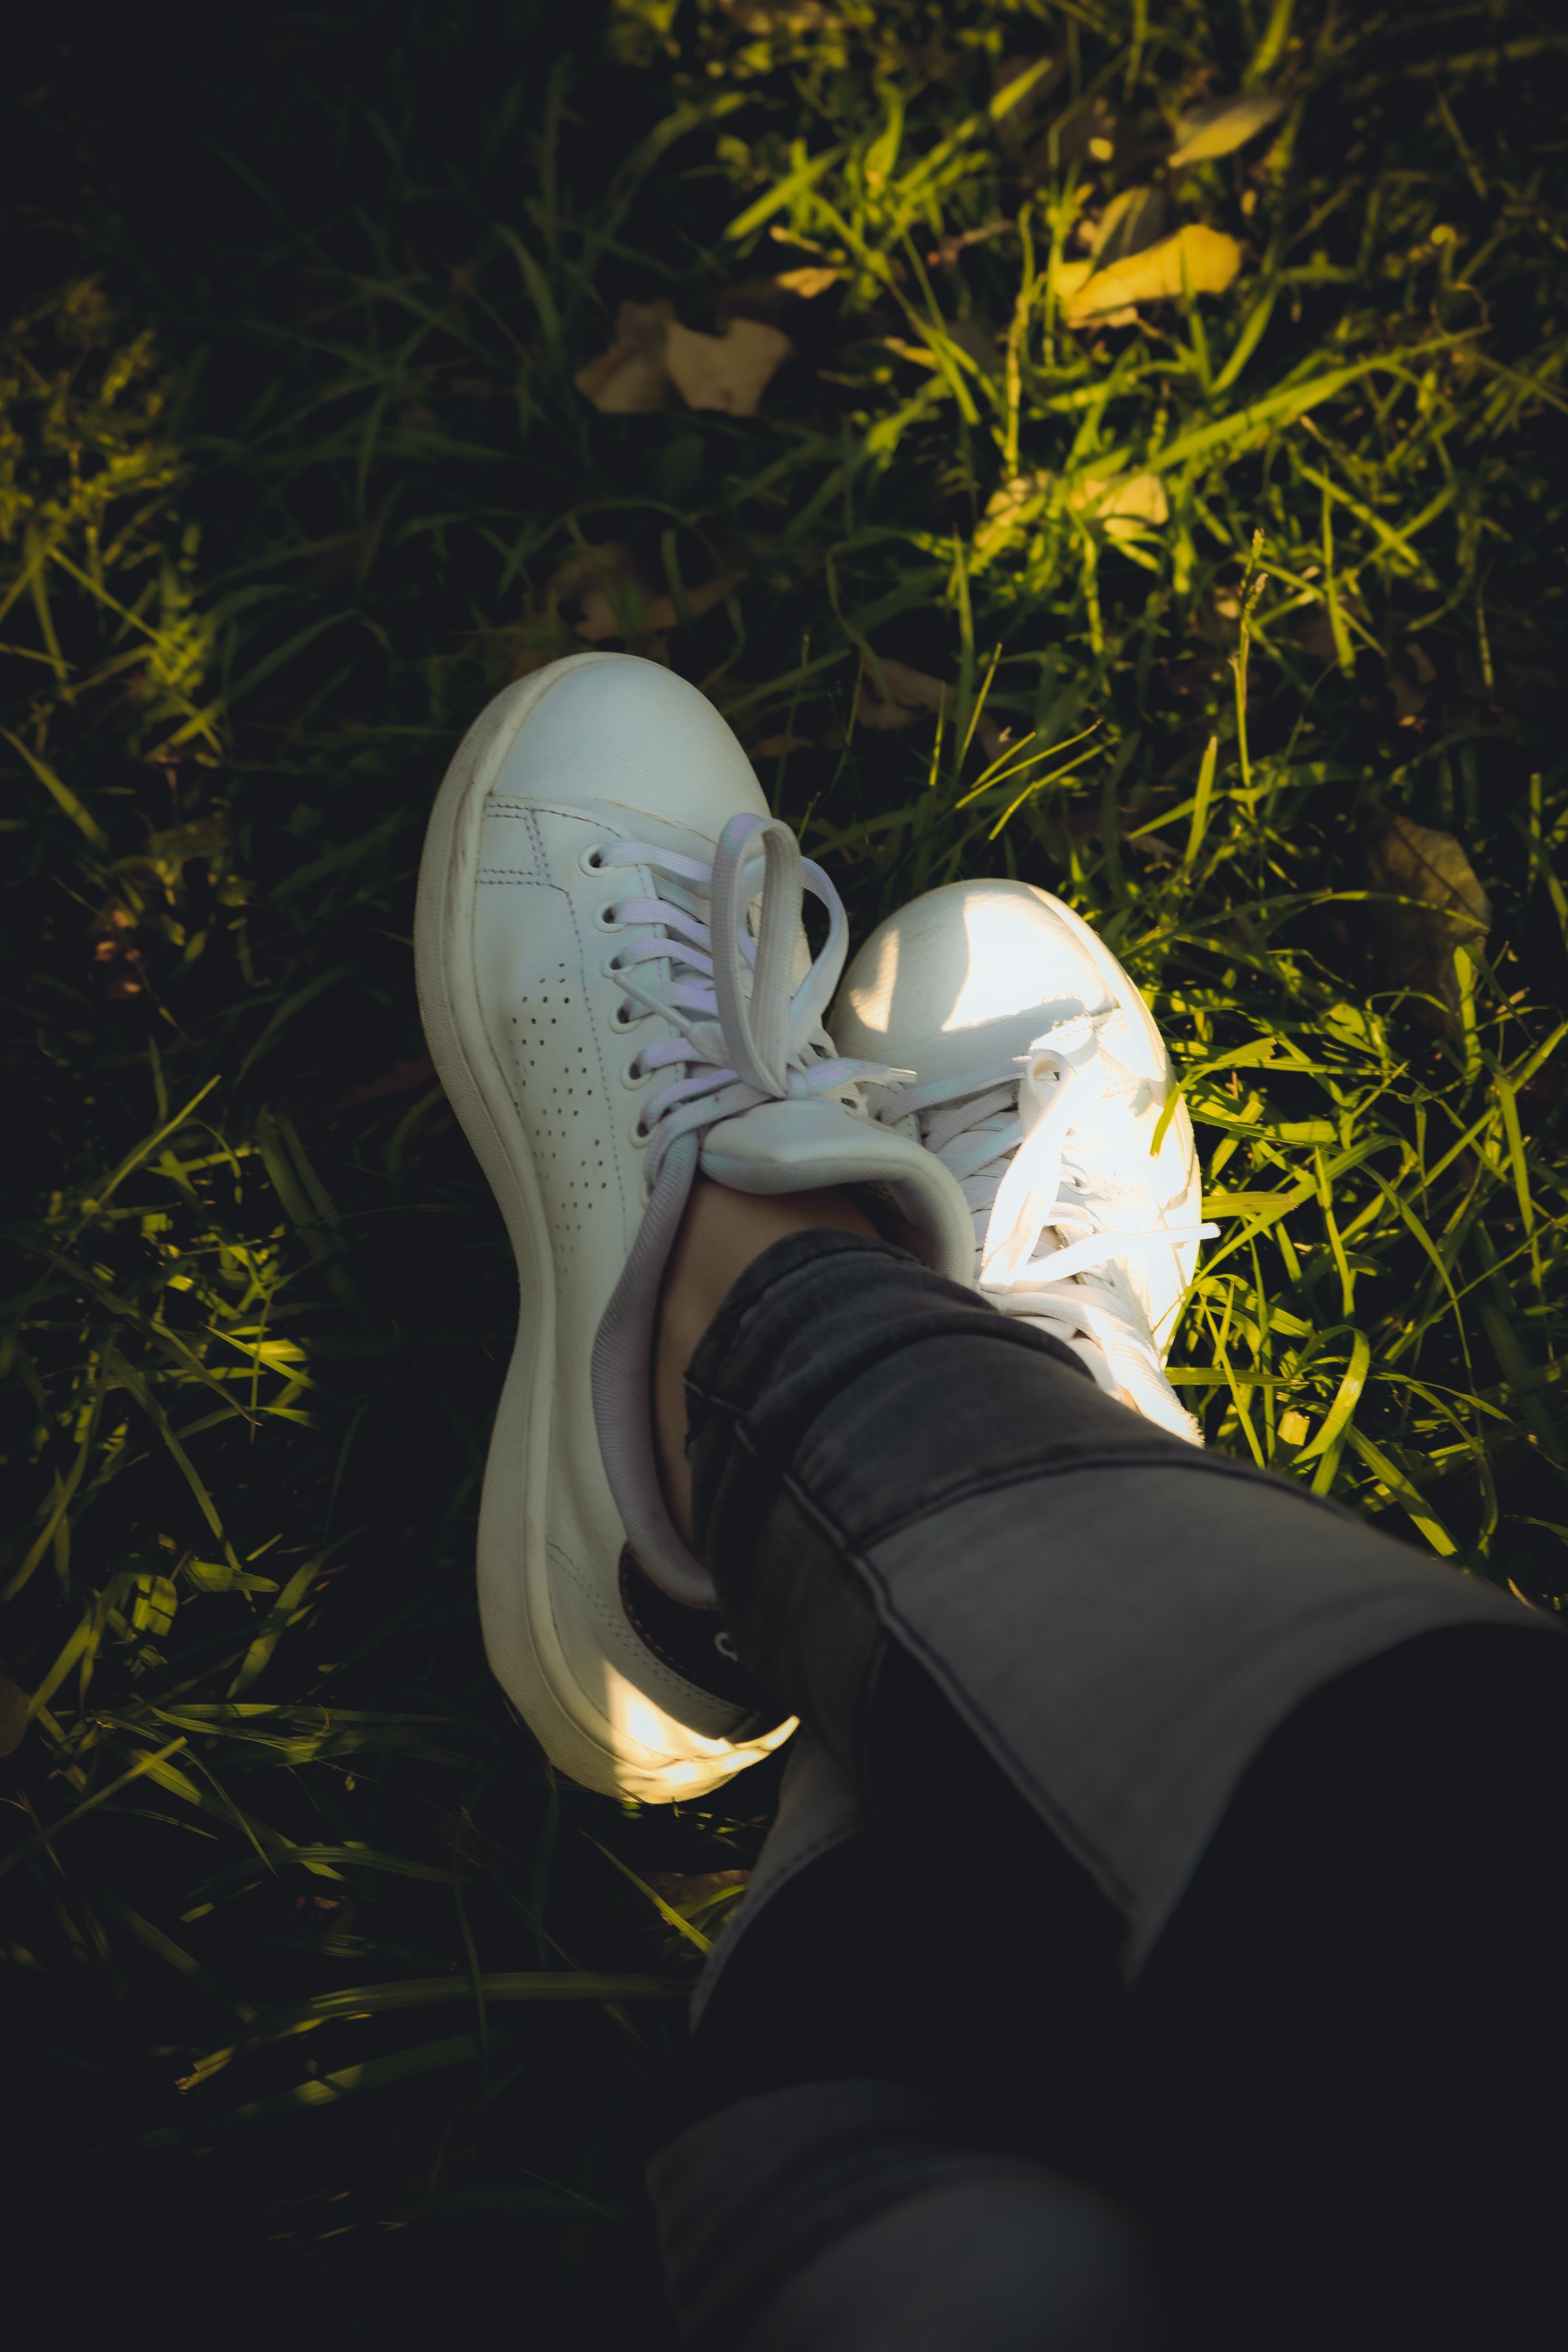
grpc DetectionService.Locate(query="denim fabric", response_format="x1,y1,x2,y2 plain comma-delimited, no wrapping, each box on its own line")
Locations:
671,1627,1568,2351
653,1231,1566,2352
683,1228,1536,1968
649,2080,1161,2352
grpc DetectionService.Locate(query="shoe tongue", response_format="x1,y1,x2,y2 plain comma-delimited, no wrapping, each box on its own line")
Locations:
834,879,1114,1085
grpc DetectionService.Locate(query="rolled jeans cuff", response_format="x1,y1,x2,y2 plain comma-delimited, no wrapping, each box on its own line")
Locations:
648,2078,1162,2352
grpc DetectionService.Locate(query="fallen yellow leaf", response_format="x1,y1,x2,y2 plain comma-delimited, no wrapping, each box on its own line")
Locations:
1169,90,1287,167
575,303,795,417
1067,471,1169,541
1049,258,1096,304
664,317,794,415
1066,224,1243,322
573,299,676,413
973,466,1170,565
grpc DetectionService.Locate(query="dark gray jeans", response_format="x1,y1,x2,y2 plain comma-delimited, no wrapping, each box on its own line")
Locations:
647,1232,1564,2350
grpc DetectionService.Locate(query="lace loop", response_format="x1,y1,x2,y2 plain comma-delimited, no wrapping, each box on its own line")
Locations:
601,816,894,1186
710,815,800,1095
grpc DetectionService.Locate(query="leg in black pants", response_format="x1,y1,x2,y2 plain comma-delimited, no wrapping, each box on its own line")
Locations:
652,1232,1564,2350
680,1629,1567,2349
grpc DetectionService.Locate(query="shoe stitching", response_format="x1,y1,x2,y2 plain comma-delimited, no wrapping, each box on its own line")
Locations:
547,1539,746,1717
617,1546,777,1715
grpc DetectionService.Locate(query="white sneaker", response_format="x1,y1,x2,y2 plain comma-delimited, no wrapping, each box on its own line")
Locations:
414,653,973,1801
831,879,1214,1443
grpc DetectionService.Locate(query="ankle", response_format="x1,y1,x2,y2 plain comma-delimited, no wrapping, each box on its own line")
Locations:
653,1181,880,1545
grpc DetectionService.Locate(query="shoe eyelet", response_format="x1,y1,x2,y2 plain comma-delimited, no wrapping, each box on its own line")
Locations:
629,1117,652,1150
592,903,624,934
578,844,610,875
610,1001,636,1030
620,1053,652,1090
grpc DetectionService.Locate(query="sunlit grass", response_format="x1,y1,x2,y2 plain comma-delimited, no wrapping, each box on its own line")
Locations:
2,0,1565,2299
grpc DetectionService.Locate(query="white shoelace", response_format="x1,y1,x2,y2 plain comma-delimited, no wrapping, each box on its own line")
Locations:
879,1014,1214,1444
598,813,877,1184
593,812,897,1608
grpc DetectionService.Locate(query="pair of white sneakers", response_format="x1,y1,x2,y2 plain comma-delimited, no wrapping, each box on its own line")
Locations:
415,654,1214,1803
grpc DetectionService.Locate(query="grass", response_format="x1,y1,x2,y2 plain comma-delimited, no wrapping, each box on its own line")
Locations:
3,0,1567,2321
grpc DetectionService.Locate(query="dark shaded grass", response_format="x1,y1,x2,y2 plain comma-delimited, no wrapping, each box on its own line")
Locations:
2,0,1566,2323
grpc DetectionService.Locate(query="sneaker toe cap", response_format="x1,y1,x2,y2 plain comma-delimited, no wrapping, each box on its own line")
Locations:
490,652,769,840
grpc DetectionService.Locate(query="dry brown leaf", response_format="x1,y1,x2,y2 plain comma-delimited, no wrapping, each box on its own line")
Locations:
1068,470,1169,541
1067,224,1243,322
546,543,745,644
573,299,675,414
664,317,794,416
853,657,1002,755
1362,811,1492,1030
748,733,820,757
855,656,950,729
548,542,646,640
577,301,794,418
1169,89,1287,167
